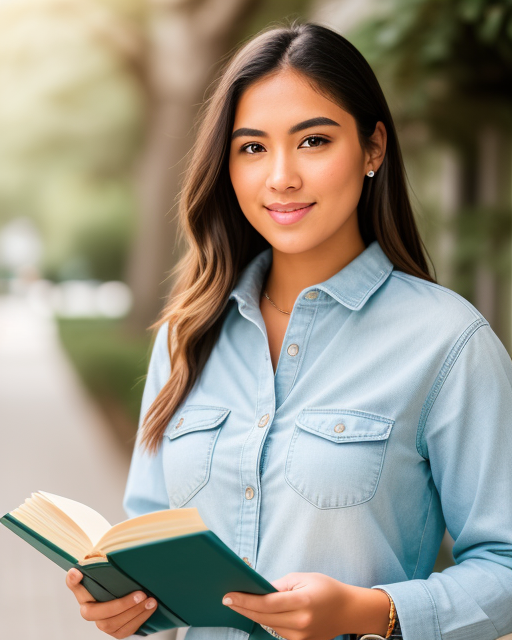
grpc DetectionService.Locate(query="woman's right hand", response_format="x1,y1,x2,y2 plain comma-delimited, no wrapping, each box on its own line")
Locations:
66,568,158,638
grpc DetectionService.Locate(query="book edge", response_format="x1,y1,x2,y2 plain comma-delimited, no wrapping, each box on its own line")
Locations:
1,513,79,564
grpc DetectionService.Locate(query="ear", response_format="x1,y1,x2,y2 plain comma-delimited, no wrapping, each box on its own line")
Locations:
365,121,387,175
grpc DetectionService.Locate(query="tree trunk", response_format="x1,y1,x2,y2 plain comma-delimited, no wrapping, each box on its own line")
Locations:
125,0,261,333
474,124,512,349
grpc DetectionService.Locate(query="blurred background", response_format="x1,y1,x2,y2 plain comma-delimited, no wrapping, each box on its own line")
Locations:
0,0,511,638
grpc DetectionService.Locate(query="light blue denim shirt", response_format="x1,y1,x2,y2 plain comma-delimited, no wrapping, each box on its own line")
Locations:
123,240,512,640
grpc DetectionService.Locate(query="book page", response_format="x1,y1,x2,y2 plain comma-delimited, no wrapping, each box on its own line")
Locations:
38,492,112,546
93,508,207,555
9,491,208,563
9,491,110,560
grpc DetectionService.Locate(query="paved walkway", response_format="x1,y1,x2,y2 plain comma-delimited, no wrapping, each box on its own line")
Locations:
0,294,184,640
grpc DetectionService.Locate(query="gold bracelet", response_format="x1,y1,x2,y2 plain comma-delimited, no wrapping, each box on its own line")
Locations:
374,589,396,638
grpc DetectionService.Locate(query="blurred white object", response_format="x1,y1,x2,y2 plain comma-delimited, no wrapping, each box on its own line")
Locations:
96,281,133,317
0,217,43,273
51,280,99,317
25,279,132,318
26,279,55,318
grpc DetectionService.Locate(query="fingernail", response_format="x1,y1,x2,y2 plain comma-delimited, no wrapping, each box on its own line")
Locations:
145,600,156,609
69,569,79,582
134,593,146,604
222,597,233,605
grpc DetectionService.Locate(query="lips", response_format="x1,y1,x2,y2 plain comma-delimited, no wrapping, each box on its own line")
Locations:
265,202,315,212
265,202,315,226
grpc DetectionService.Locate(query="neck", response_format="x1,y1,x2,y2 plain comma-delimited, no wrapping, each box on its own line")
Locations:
263,224,366,312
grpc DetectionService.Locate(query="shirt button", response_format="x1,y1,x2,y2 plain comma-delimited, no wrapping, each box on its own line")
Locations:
245,486,255,500
175,417,184,429
287,343,299,356
334,423,345,433
258,414,270,427
242,557,252,566
304,290,318,299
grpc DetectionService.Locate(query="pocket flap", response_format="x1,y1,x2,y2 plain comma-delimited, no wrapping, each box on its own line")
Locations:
295,409,394,443
165,404,231,440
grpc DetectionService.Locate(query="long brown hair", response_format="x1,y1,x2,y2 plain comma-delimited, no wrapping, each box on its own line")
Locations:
138,19,436,455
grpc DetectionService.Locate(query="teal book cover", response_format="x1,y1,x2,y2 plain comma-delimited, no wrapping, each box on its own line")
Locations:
1,492,277,638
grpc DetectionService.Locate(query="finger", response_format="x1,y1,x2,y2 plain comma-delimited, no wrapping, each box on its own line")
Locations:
103,599,159,638
80,592,153,622
66,569,98,605
223,604,301,630
222,590,299,614
271,573,306,592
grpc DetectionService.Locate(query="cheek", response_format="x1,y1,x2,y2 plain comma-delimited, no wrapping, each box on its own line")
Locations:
307,151,362,196
229,160,260,202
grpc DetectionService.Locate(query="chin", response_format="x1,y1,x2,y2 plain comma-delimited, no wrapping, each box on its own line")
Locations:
264,235,324,255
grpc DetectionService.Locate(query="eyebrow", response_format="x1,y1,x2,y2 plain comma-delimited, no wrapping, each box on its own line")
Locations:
231,116,341,140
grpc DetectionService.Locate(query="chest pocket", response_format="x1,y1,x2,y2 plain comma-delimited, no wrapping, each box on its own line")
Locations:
285,408,394,509
162,404,231,509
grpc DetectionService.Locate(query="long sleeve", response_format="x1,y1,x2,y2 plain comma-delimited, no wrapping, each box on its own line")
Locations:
123,321,171,519
372,321,512,640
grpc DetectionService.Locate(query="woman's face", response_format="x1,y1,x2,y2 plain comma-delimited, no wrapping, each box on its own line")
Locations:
228,68,385,256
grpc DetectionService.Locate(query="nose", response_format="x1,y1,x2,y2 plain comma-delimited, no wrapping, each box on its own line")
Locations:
265,150,302,192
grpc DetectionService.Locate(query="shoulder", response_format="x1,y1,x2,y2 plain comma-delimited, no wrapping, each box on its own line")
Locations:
385,271,512,379
383,270,487,337
384,271,512,400
154,320,170,347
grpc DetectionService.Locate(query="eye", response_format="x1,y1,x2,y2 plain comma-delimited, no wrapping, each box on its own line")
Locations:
240,142,265,154
300,135,329,148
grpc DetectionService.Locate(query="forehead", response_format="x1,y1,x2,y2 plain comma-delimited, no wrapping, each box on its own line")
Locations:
232,69,347,127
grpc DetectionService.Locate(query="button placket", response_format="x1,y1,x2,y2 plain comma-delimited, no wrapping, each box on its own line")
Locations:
237,350,275,570
274,302,318,410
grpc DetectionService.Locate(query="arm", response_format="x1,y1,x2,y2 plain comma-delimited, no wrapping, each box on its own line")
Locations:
371,321,512,640
123,321,171,519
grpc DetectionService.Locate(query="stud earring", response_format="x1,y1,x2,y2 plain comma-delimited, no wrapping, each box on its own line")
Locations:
366,170,375,177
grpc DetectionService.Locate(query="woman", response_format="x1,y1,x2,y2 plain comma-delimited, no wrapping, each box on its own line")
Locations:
65,20,512,640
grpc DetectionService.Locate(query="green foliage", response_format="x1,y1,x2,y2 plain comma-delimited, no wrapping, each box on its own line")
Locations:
351,0,512,127
447,204,512,298
0,0,147,281
350,0,512,324
38,176,137,282
56,316,153,430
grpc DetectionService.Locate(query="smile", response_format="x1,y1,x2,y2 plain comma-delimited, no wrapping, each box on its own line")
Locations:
267,205,313,212
264,203,316,226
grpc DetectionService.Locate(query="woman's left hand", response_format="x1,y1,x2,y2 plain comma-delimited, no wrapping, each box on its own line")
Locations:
222,571,354,640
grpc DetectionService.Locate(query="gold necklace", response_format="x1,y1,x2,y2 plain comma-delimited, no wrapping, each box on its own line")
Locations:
262,289,291,315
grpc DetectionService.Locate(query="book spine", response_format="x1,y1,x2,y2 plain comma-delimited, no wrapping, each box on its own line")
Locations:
0,514,180,636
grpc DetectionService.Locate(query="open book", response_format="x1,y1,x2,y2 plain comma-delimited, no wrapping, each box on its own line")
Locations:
1,491,277,639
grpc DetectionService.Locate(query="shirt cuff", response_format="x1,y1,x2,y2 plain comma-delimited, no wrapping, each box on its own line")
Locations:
371,581,441,640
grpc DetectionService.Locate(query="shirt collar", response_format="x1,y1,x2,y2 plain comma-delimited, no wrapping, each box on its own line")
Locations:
228,240,394,312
